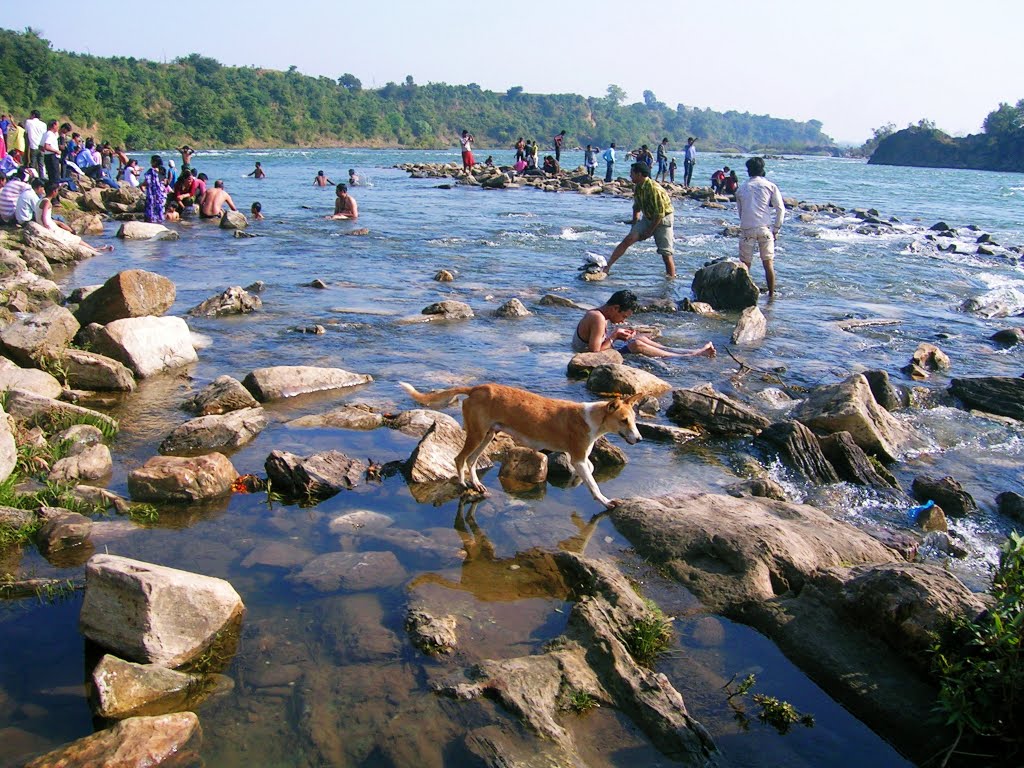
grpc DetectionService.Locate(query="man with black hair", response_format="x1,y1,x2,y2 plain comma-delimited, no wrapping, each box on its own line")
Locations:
604,162,676,277
735,156,785,297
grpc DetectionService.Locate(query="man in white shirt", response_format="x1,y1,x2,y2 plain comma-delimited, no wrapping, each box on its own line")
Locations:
40,120,61,182
23,110,47,178
14,178,45,226
735,156,785,298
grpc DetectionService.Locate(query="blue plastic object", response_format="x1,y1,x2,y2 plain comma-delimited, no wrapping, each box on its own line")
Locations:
907,499,935,520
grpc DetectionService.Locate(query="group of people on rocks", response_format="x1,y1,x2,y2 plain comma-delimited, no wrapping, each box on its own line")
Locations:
140,147,241,224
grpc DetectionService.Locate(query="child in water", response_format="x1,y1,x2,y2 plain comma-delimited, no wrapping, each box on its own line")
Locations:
251,201,264,220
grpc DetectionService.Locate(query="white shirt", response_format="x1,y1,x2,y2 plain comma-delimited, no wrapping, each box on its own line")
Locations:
736,175,785,232
40,129,59,155
15,187,40,225
125,166,140,187
24,117,46,150
460,134,472,152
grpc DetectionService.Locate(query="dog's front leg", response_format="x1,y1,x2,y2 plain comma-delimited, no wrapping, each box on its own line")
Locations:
572,460,616,509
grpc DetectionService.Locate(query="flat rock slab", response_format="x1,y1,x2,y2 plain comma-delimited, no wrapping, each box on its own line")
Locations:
92,655,213,719
3,388,119,435
80,554,245,668
243,365,372,401
127,453,237,502
159,407,268,455
287,404,384,430
949,376,1024,420
116,221,180,240
287,551,407,593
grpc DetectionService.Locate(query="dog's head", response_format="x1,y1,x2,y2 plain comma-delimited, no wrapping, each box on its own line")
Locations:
603,394,643,445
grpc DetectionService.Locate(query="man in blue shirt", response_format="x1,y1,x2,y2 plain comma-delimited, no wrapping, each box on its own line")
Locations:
683,137,697,187
603,143,616,183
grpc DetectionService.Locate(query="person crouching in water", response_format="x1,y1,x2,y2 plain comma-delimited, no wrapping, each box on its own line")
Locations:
573,289,715,358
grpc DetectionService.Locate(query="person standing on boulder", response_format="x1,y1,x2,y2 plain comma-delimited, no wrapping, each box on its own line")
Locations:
554,130,566,162
604,162,677,278
460,130,475,172
602,143,616,182
735,156,785,298
683,137,697,186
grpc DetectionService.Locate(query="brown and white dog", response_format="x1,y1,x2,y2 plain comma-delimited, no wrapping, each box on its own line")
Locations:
399,382,642,508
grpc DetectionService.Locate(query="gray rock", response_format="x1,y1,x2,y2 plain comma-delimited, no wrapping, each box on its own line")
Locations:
242,365,372,401
37,506,93,554
539,294,587,309
493,298,530,318
159,407,267,455
287,551,406,592
730,305,767,344
386,408,461,438
264,449,366,498
287,404,384,430
3,389,118,436
73,269,176,326
187,286,262,317
820,431,901,491
422,300,473,319
691,259,759,310
862,369,907,411
48,443,113,484
0,356,62,399
328,510,394,535
756,421,839,484
666,383,771,436
116,221,180,240
997,491,1024,522
183,375,259,415
406,609,459,655
91,655,215,719
21,221,96,262
911,475,978,517
498,446,548,490
61,349,136,392
566,349,623,377
127,453,237,502
0,505,35,528
90,316,198,378
990,328,1024,347
586,363,671,397
949,376,1024,420
219,210,248,230
0,304,80,367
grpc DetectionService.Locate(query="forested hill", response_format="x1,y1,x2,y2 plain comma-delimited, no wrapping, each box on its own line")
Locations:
0,28,835,153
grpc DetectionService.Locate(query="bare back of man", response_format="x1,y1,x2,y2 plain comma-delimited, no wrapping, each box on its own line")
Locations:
200,181,237,219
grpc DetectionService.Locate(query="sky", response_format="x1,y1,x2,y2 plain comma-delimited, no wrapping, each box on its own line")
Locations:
4,0,1022,145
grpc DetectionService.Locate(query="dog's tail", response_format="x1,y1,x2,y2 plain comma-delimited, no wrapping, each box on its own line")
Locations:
399,381,475,408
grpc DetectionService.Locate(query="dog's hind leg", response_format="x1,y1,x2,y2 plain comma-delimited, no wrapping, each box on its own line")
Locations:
455,408,497,492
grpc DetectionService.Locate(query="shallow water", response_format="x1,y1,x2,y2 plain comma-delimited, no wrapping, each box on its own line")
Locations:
2,148,1022,766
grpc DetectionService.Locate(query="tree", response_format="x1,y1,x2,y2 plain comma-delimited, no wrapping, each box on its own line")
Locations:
405,75,415,87
606,84,627,105
857,123,896,157
337,73,362,90
506,85,523,99
983,101,1024,137
643,90,658,108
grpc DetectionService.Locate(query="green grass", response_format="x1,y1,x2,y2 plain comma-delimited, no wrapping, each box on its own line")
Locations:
624,599,674,667
125,503,160,524
564,688,600,715
0,520,41,549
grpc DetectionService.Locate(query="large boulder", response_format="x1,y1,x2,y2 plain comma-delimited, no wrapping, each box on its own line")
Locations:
585,363,671,397
187,286,261,317
0,356,62,399
666,383,771,436
20,221,95,263
755,420,839,484
80,553,244,668
23,712,202,768
127,453,237,502
691,259,759,310
91,655,223,720
792,373,916,462
89,316,198,378
0,304,80,367
73,269,176,326
115,221,180,240
242,365,372,401
949,376,1024,420
159,407,267,455
61,348,136,392
264,449,366,499
219,210,248,230
182,375,259,415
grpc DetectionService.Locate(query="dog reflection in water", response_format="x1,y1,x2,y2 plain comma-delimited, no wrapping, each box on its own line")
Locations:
409,498,607,603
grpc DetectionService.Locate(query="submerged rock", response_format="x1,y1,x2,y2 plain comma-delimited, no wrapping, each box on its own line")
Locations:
242,365,372,401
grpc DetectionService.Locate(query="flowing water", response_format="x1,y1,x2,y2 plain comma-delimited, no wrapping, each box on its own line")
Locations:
2,147,1023,767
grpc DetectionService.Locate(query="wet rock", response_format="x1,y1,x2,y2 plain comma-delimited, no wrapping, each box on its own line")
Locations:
929,221,951,232
309,278,328,289
386,408,460,438
91,655,216,719
422,299,474,320
159,407,267,455
287,404,384,430
434,269,455,282
219,210,248,230
182,375,259,415
36,506,93,554
116,221,180,240
990,328,1024,347
862,369,908,411
0,357,62,399
328,509,394,535
89,316,198,378
320,593,401,661
187,285,262,317
241,541,315,569
23,712,201,768
360,527,464,562
589,435,627,468
681,299,716,315
265,449,366,498
756,420,839,484
48,443,113,484
730,305,766,344
915,503,948,532
636,422,699,443
498,446,548,491
566,349,623,377
997,491,1024,522
909,342,951,373
949,376,1024,420
586,363,670,397
61,348,137,392
242,365,372,401
80,554,245,667
73,269,176,326
725,476,788,501
3,389,118,436
792,373,916,462
539,294,586,309
666,383,771,436
406,609,459,655
493,298,530,318
0,304,80,367
921,531,969,559
911,475,978,517
127,453,237,503
819,431,901,491
287,550,406,593
691,259,759,310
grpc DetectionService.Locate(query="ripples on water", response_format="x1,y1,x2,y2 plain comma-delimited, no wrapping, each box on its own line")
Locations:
3,149,1021,767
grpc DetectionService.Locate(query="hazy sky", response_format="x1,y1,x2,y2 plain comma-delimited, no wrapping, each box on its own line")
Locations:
4,0,1021,144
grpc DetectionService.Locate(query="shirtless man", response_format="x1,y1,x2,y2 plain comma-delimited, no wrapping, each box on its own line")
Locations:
313,170,333,186
247,162,266,179
178,145,194,169
573,289,715,359
327,183,358,219
199,179,238,219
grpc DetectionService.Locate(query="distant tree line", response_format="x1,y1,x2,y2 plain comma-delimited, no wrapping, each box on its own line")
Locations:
0,28,834,153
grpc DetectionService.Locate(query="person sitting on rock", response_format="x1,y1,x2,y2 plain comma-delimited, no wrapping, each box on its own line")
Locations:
34,180,113,253
542,155,560,175
572,289,716,359
199,179,238,219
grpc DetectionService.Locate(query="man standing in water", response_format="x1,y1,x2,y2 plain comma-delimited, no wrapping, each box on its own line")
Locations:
604,162,676,278
735,156,785,298
683,137,697,187
328,183,358,220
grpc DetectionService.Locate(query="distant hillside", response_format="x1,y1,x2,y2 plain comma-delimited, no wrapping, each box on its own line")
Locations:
868,102,1024,172
0,28,834,153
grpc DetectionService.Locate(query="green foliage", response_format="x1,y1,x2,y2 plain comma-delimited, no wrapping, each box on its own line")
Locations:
29,408,118,441
564,688,600,715
625,599,674,667
723,672,815,734
0,28,832,153
125,503,160,525
0,519,40,549
984,100,1024,138
931,531,1024,764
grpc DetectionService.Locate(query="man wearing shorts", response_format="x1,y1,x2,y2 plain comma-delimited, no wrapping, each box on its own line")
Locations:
604,162,676,277
735,156,785,297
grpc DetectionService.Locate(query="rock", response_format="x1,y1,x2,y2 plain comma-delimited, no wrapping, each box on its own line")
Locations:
405,417,477,484
386,408,461,438
127,453,237,503
219,210,248,230
580,269,607,282
636,422,699,443
182,375,259,415
730,305,767,344
287,551,406,592
318,593,401,662
0,505,35,528
498,447,548,490
566,349,623,377
0,304,80,367
36,506,93,554
990,328,1024,347
187,286,262,317
287,404,384,430
89,316,198,378
159,407,268,455
264,449,366,498
242,365,372,401
3,389,118,436
862,369,907,411
406,607,459,655
328,510,394,535
434,269,455,282
79,553,244,668
792,373,916,462
681,299,716,315
61,349,137,392
21,221,95,262
422,300,473,320
241,540,315,569
23,712,201,768
756,421,839,484
539,294,585,309
725,476,788,501
73,270,176,326
494,298,530,318
666,383,771,436
115,220,180,240
902,361,929,380
691,259,759,310
586,363,671,397
909,342,951,372
997,491,1024,522
53,424,105,452
48,443,113,484
818,431,900,491
949,376,1024,420
911,475,978,517
0,356,62,399
309,278,328,289
915,503,948,532
929,221,951,232
91,655,213,719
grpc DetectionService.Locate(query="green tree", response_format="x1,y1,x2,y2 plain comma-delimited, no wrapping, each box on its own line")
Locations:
606,84,627,105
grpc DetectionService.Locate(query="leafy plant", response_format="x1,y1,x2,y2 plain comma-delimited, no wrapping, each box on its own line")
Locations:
31,409,118,441
723,673,814,734
565,688,599,715
0,520,41,549
625,599,674,667
125,503,160,524
931,531,1024,765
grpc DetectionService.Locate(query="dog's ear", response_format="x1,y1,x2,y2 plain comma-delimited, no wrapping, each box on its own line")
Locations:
622,393,644,408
